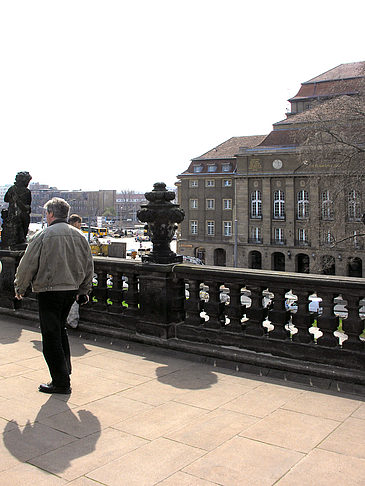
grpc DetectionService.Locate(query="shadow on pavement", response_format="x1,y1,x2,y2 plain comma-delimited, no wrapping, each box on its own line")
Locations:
2,395,101,472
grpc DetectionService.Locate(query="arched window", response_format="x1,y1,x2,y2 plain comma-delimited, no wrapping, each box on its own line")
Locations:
348,189,361,221
321,190,333,220
250,191,262,218
297,190,309,219
273,190,285,219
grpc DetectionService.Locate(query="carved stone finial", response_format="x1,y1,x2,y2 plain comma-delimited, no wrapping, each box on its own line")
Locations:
137,182,184,264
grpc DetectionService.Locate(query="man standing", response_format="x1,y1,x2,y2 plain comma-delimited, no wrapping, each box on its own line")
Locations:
14,198,94,394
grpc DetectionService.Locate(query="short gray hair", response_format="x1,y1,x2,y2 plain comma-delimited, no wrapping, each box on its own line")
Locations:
44,197,70,219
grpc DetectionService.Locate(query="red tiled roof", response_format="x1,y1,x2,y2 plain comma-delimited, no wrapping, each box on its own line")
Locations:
304,62,365,83
193,135,267,160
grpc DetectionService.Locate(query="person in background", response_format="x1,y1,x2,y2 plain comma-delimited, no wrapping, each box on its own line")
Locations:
67,214,84,329
68,213,82,230
14,198,93,394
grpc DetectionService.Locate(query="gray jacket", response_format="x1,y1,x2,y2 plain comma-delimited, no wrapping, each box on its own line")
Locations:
14,220,94,295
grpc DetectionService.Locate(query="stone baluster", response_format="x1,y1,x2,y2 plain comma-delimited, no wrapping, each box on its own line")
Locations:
123,271,139,314
341,294,364,351
316,291,338,347
267,287,287,340
292,289,312,343
107,271,125,314
245,285,265,337
92,269,108,310
226,283,244,332
184,279,203,326
204,281,223,329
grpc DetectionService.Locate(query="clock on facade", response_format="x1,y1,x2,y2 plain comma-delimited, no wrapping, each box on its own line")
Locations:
272,159,283,169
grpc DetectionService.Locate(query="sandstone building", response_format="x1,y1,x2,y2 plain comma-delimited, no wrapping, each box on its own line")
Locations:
177,61,365,276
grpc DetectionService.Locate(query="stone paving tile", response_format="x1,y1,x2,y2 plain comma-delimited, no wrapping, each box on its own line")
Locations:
241,408,340,453
118,378,193,406
113,401,207,440
88,437,205,486
0,394,75,426
68,393,153,429
29,427,147,481
223,382,305,417
157,471,218,485
65,478,104,486
352,402,365,420
0,375,42,400
276,448,365,486
318,417,365,459
183,436,303,486
0,362,35,378
281,389,364,421
15,355,47,370
0,461,66,486
72,361,152,386
173,380,253,410
165,408,259,450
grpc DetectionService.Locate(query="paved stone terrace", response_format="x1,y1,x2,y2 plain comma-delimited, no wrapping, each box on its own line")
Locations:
1,313,365,485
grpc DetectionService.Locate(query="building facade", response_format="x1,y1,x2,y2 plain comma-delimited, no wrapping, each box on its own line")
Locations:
177,62,365,276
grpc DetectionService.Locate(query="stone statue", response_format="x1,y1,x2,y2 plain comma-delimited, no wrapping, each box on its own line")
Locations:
1,171,32,249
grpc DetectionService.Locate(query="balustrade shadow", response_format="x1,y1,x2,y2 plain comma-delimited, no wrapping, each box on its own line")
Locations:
3,396,101,472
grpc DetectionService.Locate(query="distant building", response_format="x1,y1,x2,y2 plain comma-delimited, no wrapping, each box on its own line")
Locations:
177,61,365,276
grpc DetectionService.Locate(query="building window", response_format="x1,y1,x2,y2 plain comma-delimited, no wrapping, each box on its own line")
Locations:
206,198,215,210
348,189,361,221
273,190,285,219
321,190,333,220
205,179,215,187
222,163,231,172
298,228,308,244
251,190,262,218
297,190,309,219
206,221,215,236
207,164,217,172
190,220,198,235
323,230,334,245
193,165,203,173
189,180,198,188
223,199,232,210
223,221,232,236
190,199,198,209
251,226,262,243
223,179,232,187
274,227,284,244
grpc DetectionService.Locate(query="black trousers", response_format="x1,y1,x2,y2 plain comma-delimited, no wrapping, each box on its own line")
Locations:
38,290,76,387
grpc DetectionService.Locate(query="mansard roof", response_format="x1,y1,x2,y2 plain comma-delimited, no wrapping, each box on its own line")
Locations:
289,61,365,102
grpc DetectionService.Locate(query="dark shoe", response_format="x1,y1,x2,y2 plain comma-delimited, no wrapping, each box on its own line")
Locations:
38,383,71,394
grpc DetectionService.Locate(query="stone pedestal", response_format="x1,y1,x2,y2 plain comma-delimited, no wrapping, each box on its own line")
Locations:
0,250,24,308
137,264,185,337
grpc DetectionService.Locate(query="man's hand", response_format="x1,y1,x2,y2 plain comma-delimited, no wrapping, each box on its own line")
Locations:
15,292,23,300
76,294,89,305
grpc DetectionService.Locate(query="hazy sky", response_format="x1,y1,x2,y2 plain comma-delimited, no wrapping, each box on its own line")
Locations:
1,0,364,192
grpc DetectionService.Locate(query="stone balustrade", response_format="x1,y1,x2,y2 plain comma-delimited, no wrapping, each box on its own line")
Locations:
1,252,365,389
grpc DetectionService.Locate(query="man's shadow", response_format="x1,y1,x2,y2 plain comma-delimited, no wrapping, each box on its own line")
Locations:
3,396,101,472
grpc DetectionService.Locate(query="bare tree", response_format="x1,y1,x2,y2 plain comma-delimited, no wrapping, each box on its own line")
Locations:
295,79,365,273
